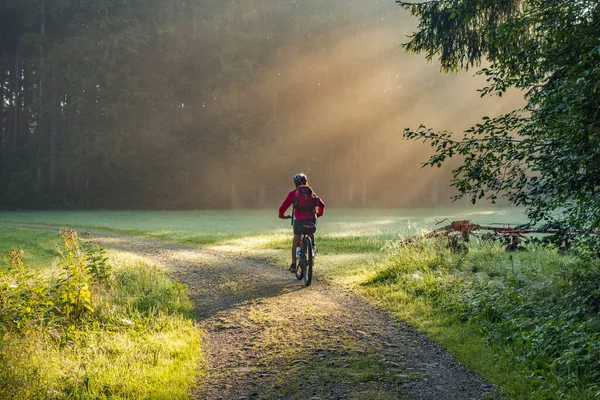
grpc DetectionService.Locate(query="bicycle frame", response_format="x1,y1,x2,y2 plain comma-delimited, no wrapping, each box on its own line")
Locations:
284,214,315,286
296,231,313,286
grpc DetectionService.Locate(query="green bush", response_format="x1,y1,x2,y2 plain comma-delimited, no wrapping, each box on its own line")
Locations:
366,239,600,398
0,228,113,334
0,229,202,399
0,249,55,333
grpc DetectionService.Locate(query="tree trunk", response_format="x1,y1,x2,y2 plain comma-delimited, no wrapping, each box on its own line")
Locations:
348,182,354,204
6,107,13,152
85,174,90,207
0,68,4,149
13,47,20,150
21,63,32,146
64,94,71,197
431,180,439,206
230,181,238,208
39,0,45,119
49,66,58,193
36,1,46,190
259,183,266,206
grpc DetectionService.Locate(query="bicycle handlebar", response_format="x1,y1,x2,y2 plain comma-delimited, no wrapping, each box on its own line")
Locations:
282,215,321,219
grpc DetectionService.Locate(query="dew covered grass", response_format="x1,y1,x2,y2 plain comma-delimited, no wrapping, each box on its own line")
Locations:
9,206,592,398
361,241,600,399
0,226,58,269
0,227,203,399
0,207,525,246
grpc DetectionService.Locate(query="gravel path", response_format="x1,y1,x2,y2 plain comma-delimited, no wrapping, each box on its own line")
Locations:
93,234,495,399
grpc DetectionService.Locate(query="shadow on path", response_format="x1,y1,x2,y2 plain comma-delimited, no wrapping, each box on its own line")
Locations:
98,235,304,320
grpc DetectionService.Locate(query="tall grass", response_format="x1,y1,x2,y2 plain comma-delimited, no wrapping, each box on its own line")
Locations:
362,239,600,399
0,229,203,399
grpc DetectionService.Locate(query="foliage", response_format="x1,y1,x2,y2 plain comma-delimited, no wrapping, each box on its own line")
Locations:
1,0,419,209
0,249,54,333
364,239,600,398
0,229,202,399
58,228,112,281
461,263,600,397
398,0,600,241
0,228,108,333
54,229,95,321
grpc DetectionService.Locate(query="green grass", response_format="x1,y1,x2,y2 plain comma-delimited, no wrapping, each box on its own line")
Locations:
10,207,593,398
0,207,526,245
0,227,59,269
0,228,203,399
361,240,600,399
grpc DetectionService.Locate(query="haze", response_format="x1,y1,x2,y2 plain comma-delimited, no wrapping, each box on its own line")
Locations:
0,0,522,209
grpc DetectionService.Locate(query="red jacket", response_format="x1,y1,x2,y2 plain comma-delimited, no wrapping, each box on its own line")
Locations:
279,185,325,220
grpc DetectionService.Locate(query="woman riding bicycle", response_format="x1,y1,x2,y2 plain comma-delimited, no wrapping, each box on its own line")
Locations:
278,173,325,273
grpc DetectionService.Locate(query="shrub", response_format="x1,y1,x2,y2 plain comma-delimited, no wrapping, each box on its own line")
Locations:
368,238,600,398
0,229,201,399
0,228,113,334
0,249,55,333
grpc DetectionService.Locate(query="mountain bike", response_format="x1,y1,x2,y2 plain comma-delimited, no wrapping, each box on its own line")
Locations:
284,215,315,286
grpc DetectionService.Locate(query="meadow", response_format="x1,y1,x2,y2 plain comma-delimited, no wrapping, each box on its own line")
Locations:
1,207,598,399
0,226,202,399
0,207,524,245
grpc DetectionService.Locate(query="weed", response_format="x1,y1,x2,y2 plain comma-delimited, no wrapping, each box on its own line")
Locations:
364,238,600,399
0,228,202,399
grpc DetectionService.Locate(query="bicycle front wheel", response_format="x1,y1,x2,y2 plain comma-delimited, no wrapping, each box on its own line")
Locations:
303,237,313,286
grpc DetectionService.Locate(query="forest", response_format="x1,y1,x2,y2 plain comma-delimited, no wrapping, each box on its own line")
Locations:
0,0,518,210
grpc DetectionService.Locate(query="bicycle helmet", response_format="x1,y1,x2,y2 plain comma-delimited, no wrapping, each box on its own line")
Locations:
293,173,307,186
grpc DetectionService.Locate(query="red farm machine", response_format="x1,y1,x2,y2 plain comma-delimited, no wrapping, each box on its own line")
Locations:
412,219,598,253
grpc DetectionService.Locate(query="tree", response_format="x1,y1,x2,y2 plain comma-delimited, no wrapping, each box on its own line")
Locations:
399,0,600,243
1,0,463,209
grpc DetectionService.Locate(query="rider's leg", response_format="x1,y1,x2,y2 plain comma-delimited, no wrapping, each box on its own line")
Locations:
308,234,318,257
291,234,301,265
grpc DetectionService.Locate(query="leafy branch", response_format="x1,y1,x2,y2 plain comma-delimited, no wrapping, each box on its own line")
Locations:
399,0,600,251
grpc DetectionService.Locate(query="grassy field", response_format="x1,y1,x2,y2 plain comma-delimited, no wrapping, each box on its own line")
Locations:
363,241,600,399
2,207,597,399
0,227,203,399
0,206,525,286
0,227,59,269
0,207,525,245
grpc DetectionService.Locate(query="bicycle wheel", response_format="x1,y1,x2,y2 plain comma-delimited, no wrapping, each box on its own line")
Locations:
303,237,313,286
295,261,304,280
295,244,305,281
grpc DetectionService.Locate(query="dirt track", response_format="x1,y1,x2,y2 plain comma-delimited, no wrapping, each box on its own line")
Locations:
97,234,496,400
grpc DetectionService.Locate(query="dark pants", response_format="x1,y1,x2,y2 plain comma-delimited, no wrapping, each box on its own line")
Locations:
293,218,317,235
291,219,316,264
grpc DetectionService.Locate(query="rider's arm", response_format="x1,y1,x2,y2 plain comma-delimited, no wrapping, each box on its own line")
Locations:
316,197,325,217
278,191,295,218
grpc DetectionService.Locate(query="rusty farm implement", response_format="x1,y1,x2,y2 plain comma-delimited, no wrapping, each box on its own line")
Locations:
410,219,599,253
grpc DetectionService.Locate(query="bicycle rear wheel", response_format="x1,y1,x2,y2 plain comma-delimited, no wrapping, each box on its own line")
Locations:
295,244,305,281
295,262,304,280
303,237,313,286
